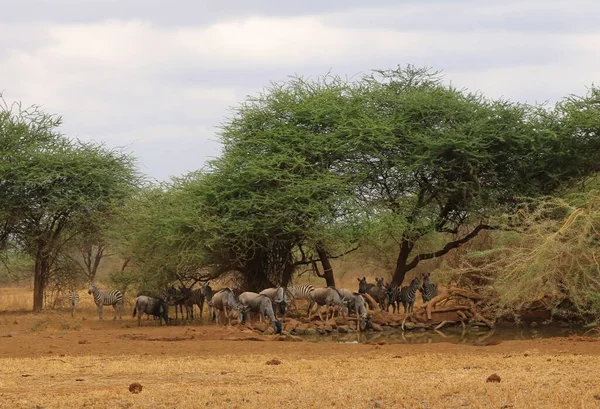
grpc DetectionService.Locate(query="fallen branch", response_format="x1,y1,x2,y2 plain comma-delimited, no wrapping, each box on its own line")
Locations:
361,293,381,312
425,289,450,320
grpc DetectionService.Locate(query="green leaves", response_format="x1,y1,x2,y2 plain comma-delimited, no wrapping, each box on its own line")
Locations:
0,100,139,310
123,67,600,289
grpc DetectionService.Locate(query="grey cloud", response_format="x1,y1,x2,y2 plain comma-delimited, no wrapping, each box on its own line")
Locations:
1,1,599,181
1,0,401,24
324,1,600,33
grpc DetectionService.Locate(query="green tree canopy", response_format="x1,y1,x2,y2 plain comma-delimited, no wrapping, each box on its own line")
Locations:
0,101,139,311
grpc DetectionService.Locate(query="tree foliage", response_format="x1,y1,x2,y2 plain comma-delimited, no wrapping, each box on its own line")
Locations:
113,66,600,293
0,99,139,311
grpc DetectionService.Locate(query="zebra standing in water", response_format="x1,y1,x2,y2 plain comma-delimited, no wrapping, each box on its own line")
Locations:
399,276,421,314
88,282,124,320
285,284,315,311
421,272,438,304
68,291,80,318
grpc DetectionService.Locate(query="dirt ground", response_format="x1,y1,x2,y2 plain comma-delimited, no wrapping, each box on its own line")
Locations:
1,309,600,409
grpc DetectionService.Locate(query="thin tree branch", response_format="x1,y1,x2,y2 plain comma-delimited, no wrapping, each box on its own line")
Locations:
293,245,360,266
406,224,498,270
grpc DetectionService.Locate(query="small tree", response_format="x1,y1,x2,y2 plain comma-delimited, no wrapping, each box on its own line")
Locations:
0,101,138,311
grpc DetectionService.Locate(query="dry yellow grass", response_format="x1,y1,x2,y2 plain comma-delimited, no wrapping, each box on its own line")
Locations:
2,285,600,409
2,349,600,408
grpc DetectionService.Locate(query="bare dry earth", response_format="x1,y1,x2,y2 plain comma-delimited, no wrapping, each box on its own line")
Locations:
0,310,600,409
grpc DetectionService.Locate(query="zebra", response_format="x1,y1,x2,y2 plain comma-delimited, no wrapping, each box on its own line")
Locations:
184,288,205,320
399,276,422,314
285,284,315,311
88,282,124,320
421,272,438,304
357,277,376,294
385,284,401,314
68,291,80,318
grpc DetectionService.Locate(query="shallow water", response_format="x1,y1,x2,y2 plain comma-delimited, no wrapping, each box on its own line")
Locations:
297,323,592,344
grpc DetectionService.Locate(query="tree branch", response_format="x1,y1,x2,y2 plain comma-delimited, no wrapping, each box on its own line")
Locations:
406,224,497,270
293,245,360,266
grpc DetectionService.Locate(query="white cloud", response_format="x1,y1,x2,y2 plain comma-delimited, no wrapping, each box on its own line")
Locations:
1,1,599,180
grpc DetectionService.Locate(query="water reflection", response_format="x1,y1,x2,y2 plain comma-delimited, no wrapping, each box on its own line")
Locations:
297,324,586,345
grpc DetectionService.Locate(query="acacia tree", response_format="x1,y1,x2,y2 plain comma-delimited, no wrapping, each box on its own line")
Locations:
350,66,600,285
191,76,364,290
0,102,138,311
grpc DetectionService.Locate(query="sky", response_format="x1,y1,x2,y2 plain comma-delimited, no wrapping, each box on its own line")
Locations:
1,0,599,181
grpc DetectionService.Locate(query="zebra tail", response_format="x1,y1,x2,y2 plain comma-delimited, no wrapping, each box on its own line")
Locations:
132,306,137,318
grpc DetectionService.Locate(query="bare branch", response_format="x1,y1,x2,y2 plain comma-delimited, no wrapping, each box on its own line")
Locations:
293,245,360,267
406,224,497,270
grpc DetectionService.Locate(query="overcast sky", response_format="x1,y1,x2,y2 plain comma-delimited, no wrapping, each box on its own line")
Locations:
2,0,598,181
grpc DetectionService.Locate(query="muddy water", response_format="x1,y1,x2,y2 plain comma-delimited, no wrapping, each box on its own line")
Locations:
298,323,591,344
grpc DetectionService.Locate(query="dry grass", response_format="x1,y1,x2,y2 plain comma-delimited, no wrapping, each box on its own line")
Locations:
2,349,600,408
1,283,600,409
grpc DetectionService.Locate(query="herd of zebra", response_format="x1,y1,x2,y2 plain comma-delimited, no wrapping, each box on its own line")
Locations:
65,274,437,334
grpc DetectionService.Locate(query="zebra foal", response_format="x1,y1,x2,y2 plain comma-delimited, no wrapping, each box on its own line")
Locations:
88,282,124,320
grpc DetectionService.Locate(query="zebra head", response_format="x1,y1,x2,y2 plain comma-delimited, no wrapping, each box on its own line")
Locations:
88,282,96,295
357,277,369,294
410,276,422,290
375,277,385,288
421,272,431,289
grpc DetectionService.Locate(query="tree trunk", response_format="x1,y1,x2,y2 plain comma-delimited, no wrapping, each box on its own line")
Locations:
281,263,295,288
316,245,335,287
33,251,50,312
391,238,413,286
243,256,275,292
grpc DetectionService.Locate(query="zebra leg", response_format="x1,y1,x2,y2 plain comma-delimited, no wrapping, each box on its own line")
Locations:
138,309,142,327
97,304,103,320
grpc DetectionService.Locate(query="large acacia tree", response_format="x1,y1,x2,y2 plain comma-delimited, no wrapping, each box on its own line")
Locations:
0,102,138,311
350,66,600,285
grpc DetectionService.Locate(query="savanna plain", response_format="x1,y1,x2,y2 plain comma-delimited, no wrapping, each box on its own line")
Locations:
1,285,600,409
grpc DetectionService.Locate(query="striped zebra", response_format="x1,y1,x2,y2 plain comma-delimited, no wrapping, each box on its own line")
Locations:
88,282,124,320
385,284,401,314
421,272,438,304
68,291,80,318
399,276,421,314
285,284,315,311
